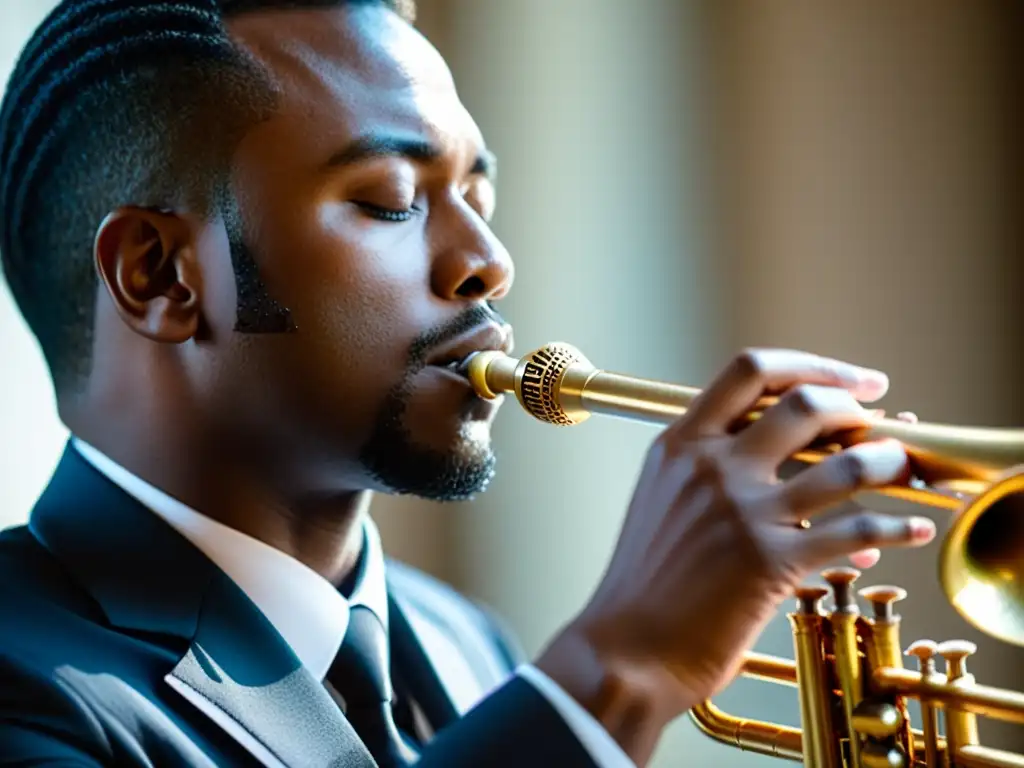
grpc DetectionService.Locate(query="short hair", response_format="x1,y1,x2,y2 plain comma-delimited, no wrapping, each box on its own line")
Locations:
0,0,416,392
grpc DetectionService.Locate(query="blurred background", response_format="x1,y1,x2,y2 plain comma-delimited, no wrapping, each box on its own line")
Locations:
2,1,1022,764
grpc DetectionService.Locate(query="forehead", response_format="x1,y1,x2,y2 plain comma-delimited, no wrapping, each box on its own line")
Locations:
226,5,484,161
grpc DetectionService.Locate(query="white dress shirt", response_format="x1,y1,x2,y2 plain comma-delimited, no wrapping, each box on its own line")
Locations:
72,438,633,767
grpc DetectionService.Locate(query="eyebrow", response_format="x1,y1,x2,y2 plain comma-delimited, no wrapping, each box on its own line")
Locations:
324,132,498,182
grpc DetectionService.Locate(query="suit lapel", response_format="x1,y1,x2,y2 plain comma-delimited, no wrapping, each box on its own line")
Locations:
30,444,376,768
166,572,374,768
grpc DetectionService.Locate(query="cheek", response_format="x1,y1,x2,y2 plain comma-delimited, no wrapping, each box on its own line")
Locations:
257,200,432,375
306,203,429,351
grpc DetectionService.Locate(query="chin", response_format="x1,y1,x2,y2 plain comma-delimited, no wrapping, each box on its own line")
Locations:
358,370,504,501
359,417,498,503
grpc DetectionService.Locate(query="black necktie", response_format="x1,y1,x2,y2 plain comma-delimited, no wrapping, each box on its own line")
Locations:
327,605,419,767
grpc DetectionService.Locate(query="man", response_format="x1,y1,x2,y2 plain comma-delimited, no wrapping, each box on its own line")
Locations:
0,1,936,766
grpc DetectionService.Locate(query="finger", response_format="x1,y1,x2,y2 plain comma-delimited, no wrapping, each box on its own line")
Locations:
680,349,889,436
849,548,881,569
779,438,910,516
793,511,935,567
732,384,872,468
897,411,919,424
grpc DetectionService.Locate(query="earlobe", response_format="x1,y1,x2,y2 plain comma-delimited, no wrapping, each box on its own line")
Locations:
94,207,203,344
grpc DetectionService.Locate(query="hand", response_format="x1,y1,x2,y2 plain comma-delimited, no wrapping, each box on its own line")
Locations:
848,409,919,569
536,350,935,765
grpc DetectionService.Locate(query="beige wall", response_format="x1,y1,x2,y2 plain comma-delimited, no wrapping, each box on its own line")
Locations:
2,2,1021,765
0,3,69,532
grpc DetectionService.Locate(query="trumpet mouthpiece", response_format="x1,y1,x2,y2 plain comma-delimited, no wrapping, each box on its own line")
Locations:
455,351,480,378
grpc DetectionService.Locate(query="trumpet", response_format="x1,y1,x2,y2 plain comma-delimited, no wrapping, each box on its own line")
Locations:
462,342,1024,768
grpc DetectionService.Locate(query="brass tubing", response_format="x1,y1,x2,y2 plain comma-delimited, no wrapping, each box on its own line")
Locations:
906,641,944,768
687,670,950,766
956,746,1024,768
743,652,799,686
690,661,951,766
463,346,1024,509
790,590,841,768
860,587,914,763
939,642,981,767
688,701,804,761
872,669,1024,725
824,570,866,768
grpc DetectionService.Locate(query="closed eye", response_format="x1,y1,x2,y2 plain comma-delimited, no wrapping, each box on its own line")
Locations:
355,202,419,222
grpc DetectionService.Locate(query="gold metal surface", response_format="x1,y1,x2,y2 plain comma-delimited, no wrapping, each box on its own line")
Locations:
464,343,1024,768
824,569,867,768
956,746,1024,768
905,641,942,768
791,587,840,768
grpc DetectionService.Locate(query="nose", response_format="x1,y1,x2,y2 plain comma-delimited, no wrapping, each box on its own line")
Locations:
431,200,514,302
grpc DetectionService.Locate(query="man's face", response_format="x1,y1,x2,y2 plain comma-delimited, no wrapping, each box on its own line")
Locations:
207,6,514,500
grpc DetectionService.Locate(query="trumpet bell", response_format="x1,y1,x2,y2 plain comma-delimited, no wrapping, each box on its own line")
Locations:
941,465,1024,647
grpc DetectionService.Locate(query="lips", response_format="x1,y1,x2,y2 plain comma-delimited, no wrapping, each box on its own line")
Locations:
426,323,514,371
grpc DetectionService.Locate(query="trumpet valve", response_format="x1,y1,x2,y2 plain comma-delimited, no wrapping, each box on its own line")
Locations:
822,567,862,613
795,585,830,615
851,701,904,739
860,742,907,768
859,586,908,622
937,640,982,750
904,639,939,675
936,639,978,681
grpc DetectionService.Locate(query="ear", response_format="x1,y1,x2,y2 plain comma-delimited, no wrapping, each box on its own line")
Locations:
93,207,203,344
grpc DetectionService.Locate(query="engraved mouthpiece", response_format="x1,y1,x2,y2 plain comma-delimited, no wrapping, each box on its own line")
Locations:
463,342,596,426
514,343,592,425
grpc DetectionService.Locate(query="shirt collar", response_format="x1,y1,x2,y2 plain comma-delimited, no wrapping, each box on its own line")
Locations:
71,437,388,682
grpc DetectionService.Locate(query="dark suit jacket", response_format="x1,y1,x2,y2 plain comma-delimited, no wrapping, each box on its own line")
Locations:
0,445,599,767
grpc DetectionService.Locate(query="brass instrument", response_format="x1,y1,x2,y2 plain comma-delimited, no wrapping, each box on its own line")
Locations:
463,342,1024,768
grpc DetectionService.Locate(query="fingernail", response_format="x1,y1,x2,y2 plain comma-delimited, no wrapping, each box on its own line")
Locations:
856,368,888,386
850,369,889,403
908,517,936,541
848,438,908,484
849,548,881,569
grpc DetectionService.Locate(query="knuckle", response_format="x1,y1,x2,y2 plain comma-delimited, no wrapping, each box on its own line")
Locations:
650,429,700,465
694,450,760,513
692,442,726,480
809,358,842,383
833,450,868,488
732,348,767,381
786,384,821,416
852,514,887,546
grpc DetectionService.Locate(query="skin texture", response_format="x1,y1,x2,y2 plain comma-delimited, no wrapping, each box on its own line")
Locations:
62,6,513,584
53,7,939,765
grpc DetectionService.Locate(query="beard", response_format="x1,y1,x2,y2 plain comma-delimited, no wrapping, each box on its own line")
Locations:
227,224,502,501
357,304,501,502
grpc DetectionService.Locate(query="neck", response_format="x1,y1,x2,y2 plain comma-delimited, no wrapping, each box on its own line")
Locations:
61,400,373,588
